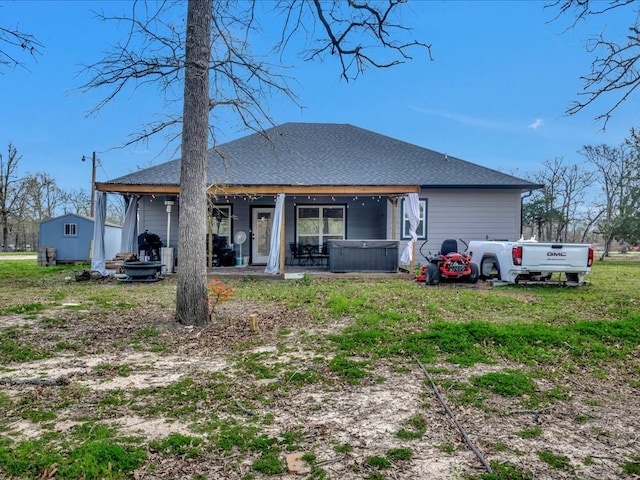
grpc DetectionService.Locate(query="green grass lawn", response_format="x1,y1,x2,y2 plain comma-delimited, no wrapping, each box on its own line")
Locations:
0,257,638,479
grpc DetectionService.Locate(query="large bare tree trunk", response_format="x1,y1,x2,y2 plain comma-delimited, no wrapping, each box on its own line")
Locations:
176,0,212,326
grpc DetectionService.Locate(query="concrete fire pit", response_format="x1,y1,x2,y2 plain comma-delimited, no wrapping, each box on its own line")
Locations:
120,261,164,282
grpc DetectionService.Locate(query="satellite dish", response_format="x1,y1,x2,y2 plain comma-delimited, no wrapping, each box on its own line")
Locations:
234,231,247,261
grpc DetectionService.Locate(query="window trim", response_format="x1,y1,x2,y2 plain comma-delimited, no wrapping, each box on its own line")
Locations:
401,198,427,240
295,204,346,245
210,204,232,235
64,223,77,236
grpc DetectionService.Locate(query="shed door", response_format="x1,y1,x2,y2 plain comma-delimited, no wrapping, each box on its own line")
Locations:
251,207,274,264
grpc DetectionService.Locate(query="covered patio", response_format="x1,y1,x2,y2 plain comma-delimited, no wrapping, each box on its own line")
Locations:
90,185,422,277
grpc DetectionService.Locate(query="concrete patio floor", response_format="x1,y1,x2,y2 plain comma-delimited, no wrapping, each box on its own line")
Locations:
203,263,414,280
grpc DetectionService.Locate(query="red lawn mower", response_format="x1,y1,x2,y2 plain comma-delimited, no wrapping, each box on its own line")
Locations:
416,238,479,285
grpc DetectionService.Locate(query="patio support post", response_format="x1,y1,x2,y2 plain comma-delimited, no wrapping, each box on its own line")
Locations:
280,201,286,273
390,196,398,240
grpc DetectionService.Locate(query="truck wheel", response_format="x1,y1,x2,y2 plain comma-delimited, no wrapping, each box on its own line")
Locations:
468,263,479,283
426,263,441,285
480,259,497,279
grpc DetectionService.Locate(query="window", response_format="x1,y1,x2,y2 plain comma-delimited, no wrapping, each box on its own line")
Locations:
296,205,345,246
401,198,427,239
210,205,232,248
210,205,231,237
64,223,77,236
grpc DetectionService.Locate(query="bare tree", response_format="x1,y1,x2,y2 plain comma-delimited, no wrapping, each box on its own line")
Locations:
61,189,92,217
549,0,640,126
0,143,22,251
580,141,639,258
18,172,65,222
106,195,125,225
554,160,594,241
523,157,593,241
175,0,212,325
83,0,431,325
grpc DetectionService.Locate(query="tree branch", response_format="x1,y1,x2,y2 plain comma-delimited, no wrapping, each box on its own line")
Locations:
548,0,640,127
304,0,432,80
80,0,431,148
0,24,43,71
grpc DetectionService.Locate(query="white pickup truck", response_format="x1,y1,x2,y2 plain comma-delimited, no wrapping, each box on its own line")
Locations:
467,238,594,285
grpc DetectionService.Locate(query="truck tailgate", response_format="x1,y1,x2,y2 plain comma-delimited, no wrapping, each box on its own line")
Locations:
521,243,590,270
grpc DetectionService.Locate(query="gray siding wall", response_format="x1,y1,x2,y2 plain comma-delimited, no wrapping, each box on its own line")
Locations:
138,197,179,251
389,189,523,265
283,195,385,243
232,200,250,254
344,197,387,239
138,189,521,267
140,194,387,262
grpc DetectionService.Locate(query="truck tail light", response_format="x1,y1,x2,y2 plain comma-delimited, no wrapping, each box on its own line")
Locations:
512,246,523,266
587,248,594,267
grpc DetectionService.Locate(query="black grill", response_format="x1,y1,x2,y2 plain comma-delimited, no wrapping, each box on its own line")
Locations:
138,231,163,261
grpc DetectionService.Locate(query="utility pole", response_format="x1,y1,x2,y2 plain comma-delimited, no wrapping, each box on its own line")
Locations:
82,152,97,217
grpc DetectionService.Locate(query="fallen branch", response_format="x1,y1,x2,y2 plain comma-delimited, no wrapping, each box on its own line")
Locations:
234,401,255,416
315,456,344,467
0,377,70,387
412,355,493,474
507,406,555,415
508,405,555,424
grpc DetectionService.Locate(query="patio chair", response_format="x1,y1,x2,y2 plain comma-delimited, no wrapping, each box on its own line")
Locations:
289,243,304,266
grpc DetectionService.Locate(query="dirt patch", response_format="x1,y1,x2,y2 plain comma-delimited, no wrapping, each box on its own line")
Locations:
1,296,638,479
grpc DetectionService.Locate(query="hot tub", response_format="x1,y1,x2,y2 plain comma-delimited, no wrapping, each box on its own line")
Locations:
327,240,399,273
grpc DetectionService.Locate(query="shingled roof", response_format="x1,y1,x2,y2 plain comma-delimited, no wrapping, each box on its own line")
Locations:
103,123,539,190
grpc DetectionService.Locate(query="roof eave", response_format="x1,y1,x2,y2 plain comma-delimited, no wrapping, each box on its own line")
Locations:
95,182,420,195
421,184,543,190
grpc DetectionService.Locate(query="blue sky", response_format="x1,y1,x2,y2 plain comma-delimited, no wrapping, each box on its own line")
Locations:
1,0,636,192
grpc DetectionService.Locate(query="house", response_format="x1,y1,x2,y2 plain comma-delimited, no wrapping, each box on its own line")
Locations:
39,213,122,263
95,123,541,273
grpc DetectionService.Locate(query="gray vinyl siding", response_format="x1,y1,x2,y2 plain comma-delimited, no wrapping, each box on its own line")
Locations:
138,197,178,251
285,196,385,242
137,189,522,267
343,198,387,239
390,189,523,265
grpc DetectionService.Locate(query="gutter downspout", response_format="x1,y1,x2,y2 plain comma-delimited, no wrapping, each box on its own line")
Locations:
520,190,534,238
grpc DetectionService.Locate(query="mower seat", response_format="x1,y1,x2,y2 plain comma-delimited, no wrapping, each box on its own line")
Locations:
440,239,458,256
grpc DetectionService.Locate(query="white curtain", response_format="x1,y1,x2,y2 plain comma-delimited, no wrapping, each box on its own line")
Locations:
264,193,285,274
120,195,138,253
400,193,420,265
91,191,107,275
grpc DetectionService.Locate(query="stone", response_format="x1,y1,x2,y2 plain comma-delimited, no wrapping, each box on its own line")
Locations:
286,452,311,475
